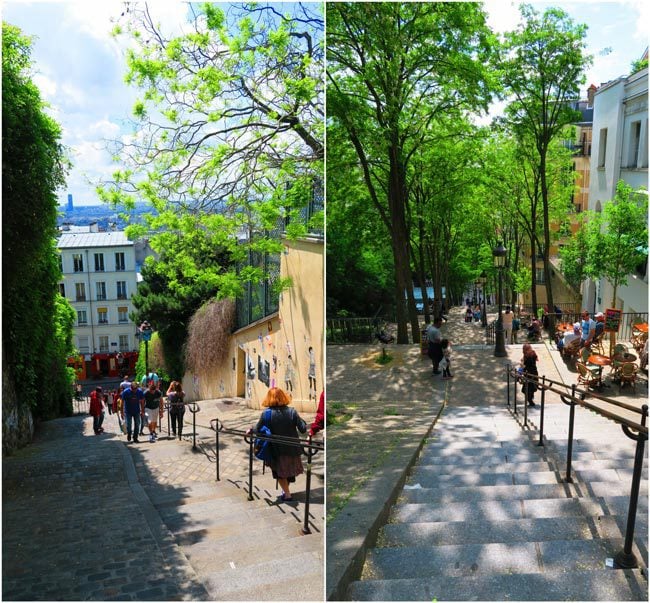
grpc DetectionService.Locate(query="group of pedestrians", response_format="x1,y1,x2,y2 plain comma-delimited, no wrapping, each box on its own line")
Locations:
88,375,187,444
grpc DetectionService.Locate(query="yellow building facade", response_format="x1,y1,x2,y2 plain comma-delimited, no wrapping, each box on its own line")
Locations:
183,235,323,413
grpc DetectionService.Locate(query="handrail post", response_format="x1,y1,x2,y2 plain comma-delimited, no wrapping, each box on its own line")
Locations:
506,363,511,408
614,404,648,569
192,406,197,451
167,402,170,436
538,376,546,446
524,378,528,427
565,384,577,483
215,420,220,482
514,372,518,415
301,439,314,535
248,435,254,501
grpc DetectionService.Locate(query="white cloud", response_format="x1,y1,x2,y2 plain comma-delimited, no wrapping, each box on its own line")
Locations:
32,72,57,98
483,0,521,34
89,119,122,139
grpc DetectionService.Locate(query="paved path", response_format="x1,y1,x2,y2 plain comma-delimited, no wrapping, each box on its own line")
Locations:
326,305,648,600
3,398,322,601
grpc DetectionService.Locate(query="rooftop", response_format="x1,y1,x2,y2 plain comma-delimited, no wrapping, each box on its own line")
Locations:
57,231,133,249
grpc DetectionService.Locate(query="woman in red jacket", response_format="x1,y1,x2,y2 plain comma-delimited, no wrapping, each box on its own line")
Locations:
89,387,105,435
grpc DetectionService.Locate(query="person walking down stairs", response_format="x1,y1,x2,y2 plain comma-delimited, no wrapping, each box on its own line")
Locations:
520,343,539,407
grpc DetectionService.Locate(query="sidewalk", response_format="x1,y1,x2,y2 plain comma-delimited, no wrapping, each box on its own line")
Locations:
325,305,648,600
3,398,322,601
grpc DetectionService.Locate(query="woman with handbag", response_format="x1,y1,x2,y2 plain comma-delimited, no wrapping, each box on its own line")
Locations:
252,387,307,502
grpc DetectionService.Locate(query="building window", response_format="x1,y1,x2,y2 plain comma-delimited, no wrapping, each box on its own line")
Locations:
96,281,107,301
99,336,109,353
73,254,84,272
116,281,127,300
536,268,546,284
78,336,90,354
94,253,105,272
115,252,125,271
77,310,88,325
59,283,66,297
97,308,108,324
598,128,607,167
118,307,129,323
75,282,86,301
119,334,129,351
58,255,63,272
629,121,641,168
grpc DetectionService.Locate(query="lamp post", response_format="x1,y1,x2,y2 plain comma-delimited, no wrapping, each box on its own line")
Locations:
493,243,507,357
140,321,152,385
478,270,488,327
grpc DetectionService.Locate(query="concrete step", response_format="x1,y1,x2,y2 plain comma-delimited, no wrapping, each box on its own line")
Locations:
348,568,648,601
363,538,648,580
414,457,642,476
417,449,551,466
199,551,323,600
379,515,633,548
391,496,647,524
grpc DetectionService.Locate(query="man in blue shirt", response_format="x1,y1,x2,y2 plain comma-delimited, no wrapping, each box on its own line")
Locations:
120,381,144,443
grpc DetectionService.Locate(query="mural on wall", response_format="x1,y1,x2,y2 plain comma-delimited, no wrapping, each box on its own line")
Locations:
193,375,200,399
308,345,317,402
284,357,295,391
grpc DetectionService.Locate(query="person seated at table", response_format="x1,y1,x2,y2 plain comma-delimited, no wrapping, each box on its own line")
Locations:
594,312,605,337
557,323,581,352
580,310,596,348
527,318,542,341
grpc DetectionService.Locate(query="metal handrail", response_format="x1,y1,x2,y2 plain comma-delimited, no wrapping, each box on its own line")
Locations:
505,363,648,569
209,418,324,535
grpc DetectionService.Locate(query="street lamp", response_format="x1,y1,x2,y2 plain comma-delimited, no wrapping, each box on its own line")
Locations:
493,242,507,357
140,321,153,385
478,270,488,327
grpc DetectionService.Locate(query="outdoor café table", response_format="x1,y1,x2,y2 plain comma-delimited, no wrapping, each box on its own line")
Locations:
612,352,637,364
587,354,611,367
587,354,612,386
556,322,574,333
633,323,648,334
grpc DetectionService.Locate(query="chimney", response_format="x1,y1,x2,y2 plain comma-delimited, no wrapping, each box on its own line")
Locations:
587,84,597,107
67,193,74,211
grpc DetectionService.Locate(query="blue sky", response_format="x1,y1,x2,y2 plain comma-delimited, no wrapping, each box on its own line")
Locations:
2,1,648,206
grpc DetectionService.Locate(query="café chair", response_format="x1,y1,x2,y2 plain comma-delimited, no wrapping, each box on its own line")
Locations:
591,333,606,356
613,343,627,356
619,362,638,391
561,338,581,362
577,362,602,389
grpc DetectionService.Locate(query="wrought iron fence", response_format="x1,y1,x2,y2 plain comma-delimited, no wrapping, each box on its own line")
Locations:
327,317,376,344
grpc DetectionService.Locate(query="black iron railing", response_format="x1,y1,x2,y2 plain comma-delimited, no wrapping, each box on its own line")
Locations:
327,317,375,344
209,418,324,535
161,400,201,448
505,363,648,569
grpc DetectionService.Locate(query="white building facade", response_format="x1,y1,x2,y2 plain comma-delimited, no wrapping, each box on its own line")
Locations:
585,66,648,314
58,231,139,377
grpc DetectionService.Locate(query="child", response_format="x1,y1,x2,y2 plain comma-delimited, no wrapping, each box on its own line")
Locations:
440,338,453,379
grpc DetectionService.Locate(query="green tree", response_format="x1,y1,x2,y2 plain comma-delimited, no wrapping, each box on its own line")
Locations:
499,4,592,332
327,2,495,342
585,181,648,308
101,3,324,367
2,22,75,428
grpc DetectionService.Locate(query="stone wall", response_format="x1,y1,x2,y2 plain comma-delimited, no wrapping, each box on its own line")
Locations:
2,354,34,456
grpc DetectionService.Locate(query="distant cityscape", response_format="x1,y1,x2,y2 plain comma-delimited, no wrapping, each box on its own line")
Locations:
57,194,154,231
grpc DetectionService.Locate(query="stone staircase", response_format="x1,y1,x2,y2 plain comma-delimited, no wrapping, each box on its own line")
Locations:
347,403,648,601
144,478,323,601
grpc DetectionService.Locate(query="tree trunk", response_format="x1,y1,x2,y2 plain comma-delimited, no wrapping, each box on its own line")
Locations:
540,150,556,340
388,143,418,343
